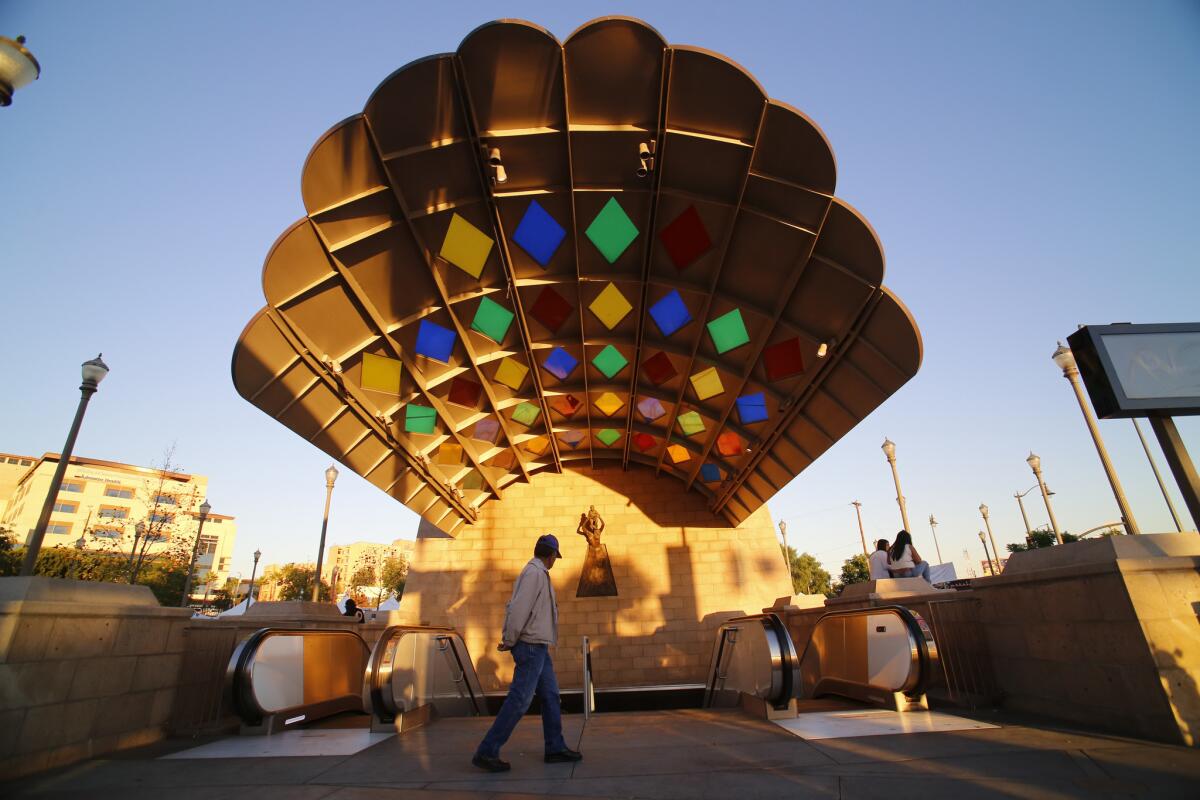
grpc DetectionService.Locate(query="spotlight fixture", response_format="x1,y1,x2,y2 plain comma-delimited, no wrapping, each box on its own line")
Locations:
494,163,508,184
484,145,507,185
816,342,828,358
487,147,502,165
636,139,657,177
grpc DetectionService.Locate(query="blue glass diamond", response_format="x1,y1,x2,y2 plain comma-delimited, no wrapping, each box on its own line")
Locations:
700,463,722,482
649,290,692,337
736,392,768,424
542,347,578,380
512,200,567,267
415,319,456,364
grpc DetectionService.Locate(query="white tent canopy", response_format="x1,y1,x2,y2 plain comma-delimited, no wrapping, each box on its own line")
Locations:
219,598,250,617
377,592,400,611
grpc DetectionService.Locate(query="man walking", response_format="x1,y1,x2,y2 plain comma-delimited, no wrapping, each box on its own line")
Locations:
473,534,583,772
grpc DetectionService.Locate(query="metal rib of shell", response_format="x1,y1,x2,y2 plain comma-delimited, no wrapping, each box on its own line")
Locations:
231,17,922,535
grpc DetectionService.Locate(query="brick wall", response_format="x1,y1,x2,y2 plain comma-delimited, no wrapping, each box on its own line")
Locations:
400,463,793,692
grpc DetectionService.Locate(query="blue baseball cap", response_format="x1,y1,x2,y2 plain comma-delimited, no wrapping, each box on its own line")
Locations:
537,533,562,558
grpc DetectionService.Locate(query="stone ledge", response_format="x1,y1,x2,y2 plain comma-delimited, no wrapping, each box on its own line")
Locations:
824,577,953,605
0,600,192,619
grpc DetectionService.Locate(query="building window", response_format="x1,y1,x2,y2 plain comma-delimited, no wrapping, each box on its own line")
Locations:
53,501,78,514
98,506,129,520
60,481,84,493
92,527,122,538
148,512,174,525
145,531,169,543
5,457,17,464
153,494,176,506
219,557,230,570
20,459,32,466
46,522,72,535
198,534,218,555
104,486,135,500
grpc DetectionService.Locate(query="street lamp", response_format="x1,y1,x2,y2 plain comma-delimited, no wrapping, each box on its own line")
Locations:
21,354,109,575
180,499,211,607
978,531,995,576
927,514,943,563
778,520,793,589
312,464,339,602
0,35,41,106
248,548,262,606
881,438,911,531
851,501,868,557
979,504,1001,574
1027,452,1064,544
1052,342,1140,534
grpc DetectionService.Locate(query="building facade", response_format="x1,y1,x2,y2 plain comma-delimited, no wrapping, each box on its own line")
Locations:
322,538,413,592
0,452,237,599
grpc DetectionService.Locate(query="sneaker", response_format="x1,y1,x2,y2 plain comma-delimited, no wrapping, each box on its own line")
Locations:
472,754,511,772
544,748,583,763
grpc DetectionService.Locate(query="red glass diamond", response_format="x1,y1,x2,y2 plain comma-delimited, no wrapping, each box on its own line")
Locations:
633,432,656,451
716,431,745,457
658,205,712,270
642,351,677,385
763,337,805,382
447,376,482,407
550,394,582,417
529,286,573,333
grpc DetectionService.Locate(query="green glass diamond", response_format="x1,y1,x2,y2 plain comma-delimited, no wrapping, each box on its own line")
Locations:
596,428,621,447
471,296,514,343
404,404,437,434
585,197,639,263
707,309,750,354
511,401,541,426
591,345,629,379
677,411,706,437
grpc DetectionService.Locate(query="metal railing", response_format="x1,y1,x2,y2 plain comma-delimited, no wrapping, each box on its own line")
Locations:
703,613,799,711
923,597,1000,709
365,625,485,729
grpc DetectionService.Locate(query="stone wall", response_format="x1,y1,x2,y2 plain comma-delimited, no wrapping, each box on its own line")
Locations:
0,578,193,778
399,463,793,692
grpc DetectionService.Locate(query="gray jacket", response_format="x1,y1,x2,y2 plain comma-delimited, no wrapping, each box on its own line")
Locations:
502,558,558,647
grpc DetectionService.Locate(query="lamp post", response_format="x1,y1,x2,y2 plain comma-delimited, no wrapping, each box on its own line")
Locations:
778,520,793,589
979,504,1001,573
0,35,41,106
21,355,109,576
312,464,339,602
1027,453,1064,544
180,499,211,607
1131,419,1184,532
1052,342,1140,535
978,531,995,576
248,549,262,606
927,514,943,564
851,501,868,557
881,438,911,531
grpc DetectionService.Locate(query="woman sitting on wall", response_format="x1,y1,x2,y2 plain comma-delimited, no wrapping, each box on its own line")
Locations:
888,530,931,582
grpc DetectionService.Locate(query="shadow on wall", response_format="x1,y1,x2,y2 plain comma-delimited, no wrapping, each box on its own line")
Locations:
1157,645,1199,747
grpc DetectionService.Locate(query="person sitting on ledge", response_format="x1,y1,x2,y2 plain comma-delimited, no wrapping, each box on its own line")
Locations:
343,598,365,622
868,538,893,580
888,530,931,582
472,533,583,773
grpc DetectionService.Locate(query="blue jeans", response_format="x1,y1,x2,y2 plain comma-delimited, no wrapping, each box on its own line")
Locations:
895,561,931,582
476,642,568,758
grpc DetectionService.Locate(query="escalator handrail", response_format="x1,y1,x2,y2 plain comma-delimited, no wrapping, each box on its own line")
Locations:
366,624,483,721
797,604,934,698
703,612,798,709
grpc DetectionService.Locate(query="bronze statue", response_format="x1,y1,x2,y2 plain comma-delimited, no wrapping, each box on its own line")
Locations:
576,505,617,597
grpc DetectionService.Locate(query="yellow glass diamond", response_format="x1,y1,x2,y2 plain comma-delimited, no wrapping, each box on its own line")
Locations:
594,392,624,416
436,443,463,465
588,282,632,330
494,357,529,390
360,352,402,394
440,213,494,279
689,366,724,401
524,435,550,456
667,444,691,464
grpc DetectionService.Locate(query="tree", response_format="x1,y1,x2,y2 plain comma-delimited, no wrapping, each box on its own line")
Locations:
1006,526,1079,552
275,563,331,601
349,564,377,605
0,526,21,575
380,555,408,599
779,545,830,596
837,553,870,589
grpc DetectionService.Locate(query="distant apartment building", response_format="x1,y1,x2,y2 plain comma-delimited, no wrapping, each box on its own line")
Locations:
0,452,237,599
323,538,414,591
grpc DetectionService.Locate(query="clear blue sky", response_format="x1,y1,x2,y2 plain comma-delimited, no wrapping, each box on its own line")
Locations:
4,0,1199,580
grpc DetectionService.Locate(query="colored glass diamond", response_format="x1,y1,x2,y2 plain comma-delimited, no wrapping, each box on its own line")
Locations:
512,199,566,266
439,213,493,278
542,347,579,381
471,296,514,344
463,470,483,491
642,351,677,385
763,337,805,381
736,392,768,424
633,432,656,451
690,366,724,401
404,404,437,434
436,444,462,465
592,345,628,379
415,319,456,363
717,431,745,457
594,392,624,416
488,450,514,470
529,286,573,333
585,197,639,263
524,435,550,456
559,429,585,448
667,444,690,463
550,394,582,417
448,376,482,407
472,418,500,443
677,411,706,437
589,282,633,329
659,205,712,270
637,396,666,422
511,401,541,427
707,309,750,354
494,357,529,390
699,463,722,482
596,428,621,447
648,290,691,337
360,352,402,394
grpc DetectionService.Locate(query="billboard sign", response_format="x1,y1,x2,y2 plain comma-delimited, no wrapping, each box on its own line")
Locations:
1067,323,1200,419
